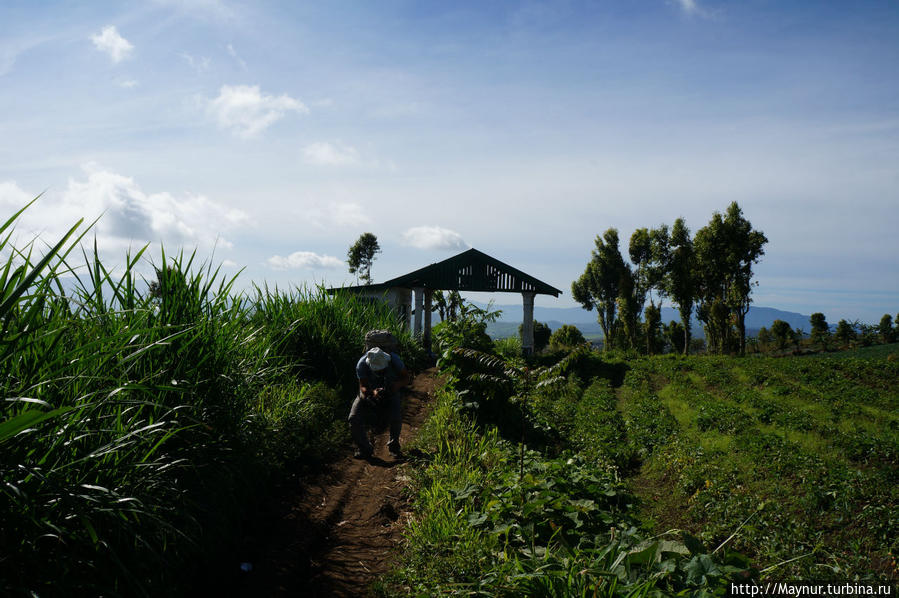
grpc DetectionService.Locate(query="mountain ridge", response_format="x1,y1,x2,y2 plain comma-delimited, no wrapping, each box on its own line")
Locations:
471,302,814,339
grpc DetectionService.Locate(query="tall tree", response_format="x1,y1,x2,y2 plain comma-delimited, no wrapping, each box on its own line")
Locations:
665,218,696,355
664,320,686,354
757,326,771,353
770,319,792,352
347,232,381,285
835,319,855,346
723,202,768,355
629,225,670,312
643,303,663,354
694,203,767,355
615,265,641,350
810,312,830,350
879,314,894,344
572,228,628,350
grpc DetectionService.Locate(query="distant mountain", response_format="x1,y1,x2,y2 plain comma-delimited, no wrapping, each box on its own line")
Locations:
476,301,813,339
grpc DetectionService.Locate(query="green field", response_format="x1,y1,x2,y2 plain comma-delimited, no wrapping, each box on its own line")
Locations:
388,344,899,595
620,352,898,579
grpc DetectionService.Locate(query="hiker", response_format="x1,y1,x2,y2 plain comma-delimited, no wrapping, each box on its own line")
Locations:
348,345,410,460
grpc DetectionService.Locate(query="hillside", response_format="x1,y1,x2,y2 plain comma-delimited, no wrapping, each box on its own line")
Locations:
480,302,813,339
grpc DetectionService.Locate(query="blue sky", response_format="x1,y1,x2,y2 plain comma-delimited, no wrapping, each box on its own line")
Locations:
1,0,897,323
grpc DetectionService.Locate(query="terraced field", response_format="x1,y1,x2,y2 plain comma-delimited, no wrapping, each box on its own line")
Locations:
620,351,899,579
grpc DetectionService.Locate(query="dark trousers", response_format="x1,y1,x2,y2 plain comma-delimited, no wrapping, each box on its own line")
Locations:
348,392,402,454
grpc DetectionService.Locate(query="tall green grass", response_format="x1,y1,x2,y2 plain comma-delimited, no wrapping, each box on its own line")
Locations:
0,204,421,596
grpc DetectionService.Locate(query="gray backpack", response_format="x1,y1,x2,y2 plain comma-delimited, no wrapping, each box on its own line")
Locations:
364,329,398,353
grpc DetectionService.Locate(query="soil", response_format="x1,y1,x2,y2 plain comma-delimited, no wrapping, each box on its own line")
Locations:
230,368,439,597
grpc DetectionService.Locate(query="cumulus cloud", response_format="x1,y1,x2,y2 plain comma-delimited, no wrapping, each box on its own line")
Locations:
402,226,468,251
0,165,247,253
207,84,307,137
266,251,343,270
0,180,32,209
90,26,133,63
302,142,360,166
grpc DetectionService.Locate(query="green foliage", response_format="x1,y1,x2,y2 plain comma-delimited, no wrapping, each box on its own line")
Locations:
643,303,663,354
390,386,750,596
810,312,830,350
346,232,380,284
549,323,586,350
493,335,522,359
770,319,793,351
575,204,765,356
519,320,551,352
757,327,771,352
618,354,899,580
252,285,423,395
694,202,767,355
433,300,499,356
572,228,628,350
664,320,686,355
835,319,856,346
667,217,696,355
879,314,894,344
433,289,463,321
0,205,418,596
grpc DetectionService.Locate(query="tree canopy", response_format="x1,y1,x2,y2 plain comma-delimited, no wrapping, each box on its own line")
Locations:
347,233,381,285
573,202,767,355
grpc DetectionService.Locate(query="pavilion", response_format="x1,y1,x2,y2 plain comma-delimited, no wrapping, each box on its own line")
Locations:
329,248,563,354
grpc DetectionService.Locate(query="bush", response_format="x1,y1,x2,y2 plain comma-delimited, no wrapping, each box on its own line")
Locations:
549,324,586,350
518,320,551,352
493,335,522,359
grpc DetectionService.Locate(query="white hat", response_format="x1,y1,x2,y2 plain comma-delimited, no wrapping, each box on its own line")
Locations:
366,347,391,372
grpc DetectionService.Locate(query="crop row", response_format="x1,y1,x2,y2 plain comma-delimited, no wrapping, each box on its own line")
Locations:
621,354,899,579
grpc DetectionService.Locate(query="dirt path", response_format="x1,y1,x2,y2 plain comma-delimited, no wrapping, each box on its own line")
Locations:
233,368,438,597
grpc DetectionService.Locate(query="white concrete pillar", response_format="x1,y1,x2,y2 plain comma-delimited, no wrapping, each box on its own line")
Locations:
521,291,535,356
413,287,424,337
423,289,433,353
398,288,413,331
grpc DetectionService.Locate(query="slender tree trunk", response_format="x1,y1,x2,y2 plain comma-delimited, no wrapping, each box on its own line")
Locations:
680,304,692,355
599,315,611,351
737,311,747,356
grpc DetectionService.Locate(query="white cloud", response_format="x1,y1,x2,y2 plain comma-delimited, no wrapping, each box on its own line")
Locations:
90,26,134,63
1,165,247,253
181,52,210,73
0,180,32,209
402,226,468,251
671,0,710,17
266,251,343,270
207,84,307,137
0,37,50,77
303,142,360,166
330,202,369,227
226,43,247,70
306,202,370,229
119,79,139,88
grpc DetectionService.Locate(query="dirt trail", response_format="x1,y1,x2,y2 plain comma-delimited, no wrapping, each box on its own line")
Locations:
234,368,438,597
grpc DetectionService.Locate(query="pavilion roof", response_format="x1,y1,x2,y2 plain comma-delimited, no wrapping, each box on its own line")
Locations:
331,247,562,297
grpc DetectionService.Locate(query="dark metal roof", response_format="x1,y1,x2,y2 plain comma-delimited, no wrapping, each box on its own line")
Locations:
330,248,562,297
